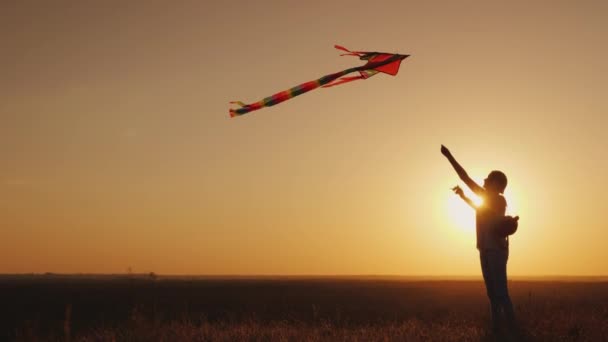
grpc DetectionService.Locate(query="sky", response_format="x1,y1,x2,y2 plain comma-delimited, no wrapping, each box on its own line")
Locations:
1,0,607,276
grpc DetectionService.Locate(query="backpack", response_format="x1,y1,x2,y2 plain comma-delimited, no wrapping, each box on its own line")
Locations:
495,215,519,237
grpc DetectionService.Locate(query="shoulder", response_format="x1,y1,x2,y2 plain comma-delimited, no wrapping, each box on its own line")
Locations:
498,195,507,207
496,195,507,213
487,194,507,212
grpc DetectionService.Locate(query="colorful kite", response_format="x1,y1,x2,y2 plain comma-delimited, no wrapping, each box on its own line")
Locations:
229,45,410,117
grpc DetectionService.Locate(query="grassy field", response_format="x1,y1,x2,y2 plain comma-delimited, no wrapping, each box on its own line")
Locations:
1,275,607,341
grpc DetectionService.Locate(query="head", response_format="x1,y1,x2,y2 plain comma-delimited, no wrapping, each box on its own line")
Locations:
483,170,507,194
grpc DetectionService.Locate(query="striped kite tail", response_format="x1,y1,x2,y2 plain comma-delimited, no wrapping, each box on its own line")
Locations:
229,69,354,117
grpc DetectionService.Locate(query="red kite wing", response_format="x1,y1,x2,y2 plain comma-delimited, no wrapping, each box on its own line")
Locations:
367,54,403,75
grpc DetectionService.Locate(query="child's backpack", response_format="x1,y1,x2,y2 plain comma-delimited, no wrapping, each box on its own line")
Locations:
496,216,519,237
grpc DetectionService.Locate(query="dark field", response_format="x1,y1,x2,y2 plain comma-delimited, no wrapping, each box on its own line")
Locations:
2,275,608,341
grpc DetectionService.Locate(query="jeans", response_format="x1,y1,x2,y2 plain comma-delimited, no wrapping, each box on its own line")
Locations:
479,248,515,328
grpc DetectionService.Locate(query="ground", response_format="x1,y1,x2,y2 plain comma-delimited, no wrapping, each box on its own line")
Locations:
2,275,607,341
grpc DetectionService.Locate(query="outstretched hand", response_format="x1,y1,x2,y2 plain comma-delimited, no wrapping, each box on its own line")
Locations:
441,145,451,158
452,185,464,197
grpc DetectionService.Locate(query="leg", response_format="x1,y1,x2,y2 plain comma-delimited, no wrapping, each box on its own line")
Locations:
489,249,516,329
480,250,500,331
495,249,516,327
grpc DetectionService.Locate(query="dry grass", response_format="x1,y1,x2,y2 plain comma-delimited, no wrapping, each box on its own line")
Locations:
17,305,608,342
4,277,608,341
79,319,488,342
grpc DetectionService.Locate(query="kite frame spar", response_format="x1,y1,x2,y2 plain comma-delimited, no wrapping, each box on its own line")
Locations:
229,45,409,117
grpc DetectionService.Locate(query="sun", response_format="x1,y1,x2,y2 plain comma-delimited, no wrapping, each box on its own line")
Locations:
445,192,482,233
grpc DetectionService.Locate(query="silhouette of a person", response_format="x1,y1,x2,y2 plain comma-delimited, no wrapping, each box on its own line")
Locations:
441,145,517,333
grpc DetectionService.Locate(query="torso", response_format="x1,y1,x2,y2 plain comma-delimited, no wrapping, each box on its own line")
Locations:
476,193,507,250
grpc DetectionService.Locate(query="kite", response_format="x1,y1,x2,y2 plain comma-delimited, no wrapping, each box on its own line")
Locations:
229,45,410,117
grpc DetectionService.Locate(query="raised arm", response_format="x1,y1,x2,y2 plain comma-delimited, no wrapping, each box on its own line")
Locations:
452,186,478,209
441,145,485,196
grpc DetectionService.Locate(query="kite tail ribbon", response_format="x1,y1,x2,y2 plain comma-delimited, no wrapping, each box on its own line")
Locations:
229,69,355,117
333,44,365,57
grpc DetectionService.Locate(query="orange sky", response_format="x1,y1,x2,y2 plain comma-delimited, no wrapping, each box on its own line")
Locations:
2,1,607,276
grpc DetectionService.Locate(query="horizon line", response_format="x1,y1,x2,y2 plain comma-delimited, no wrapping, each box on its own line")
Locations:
2,273,608,280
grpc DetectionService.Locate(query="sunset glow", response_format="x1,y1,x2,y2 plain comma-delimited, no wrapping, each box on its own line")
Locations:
2,1,607,277
445,191,479,233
